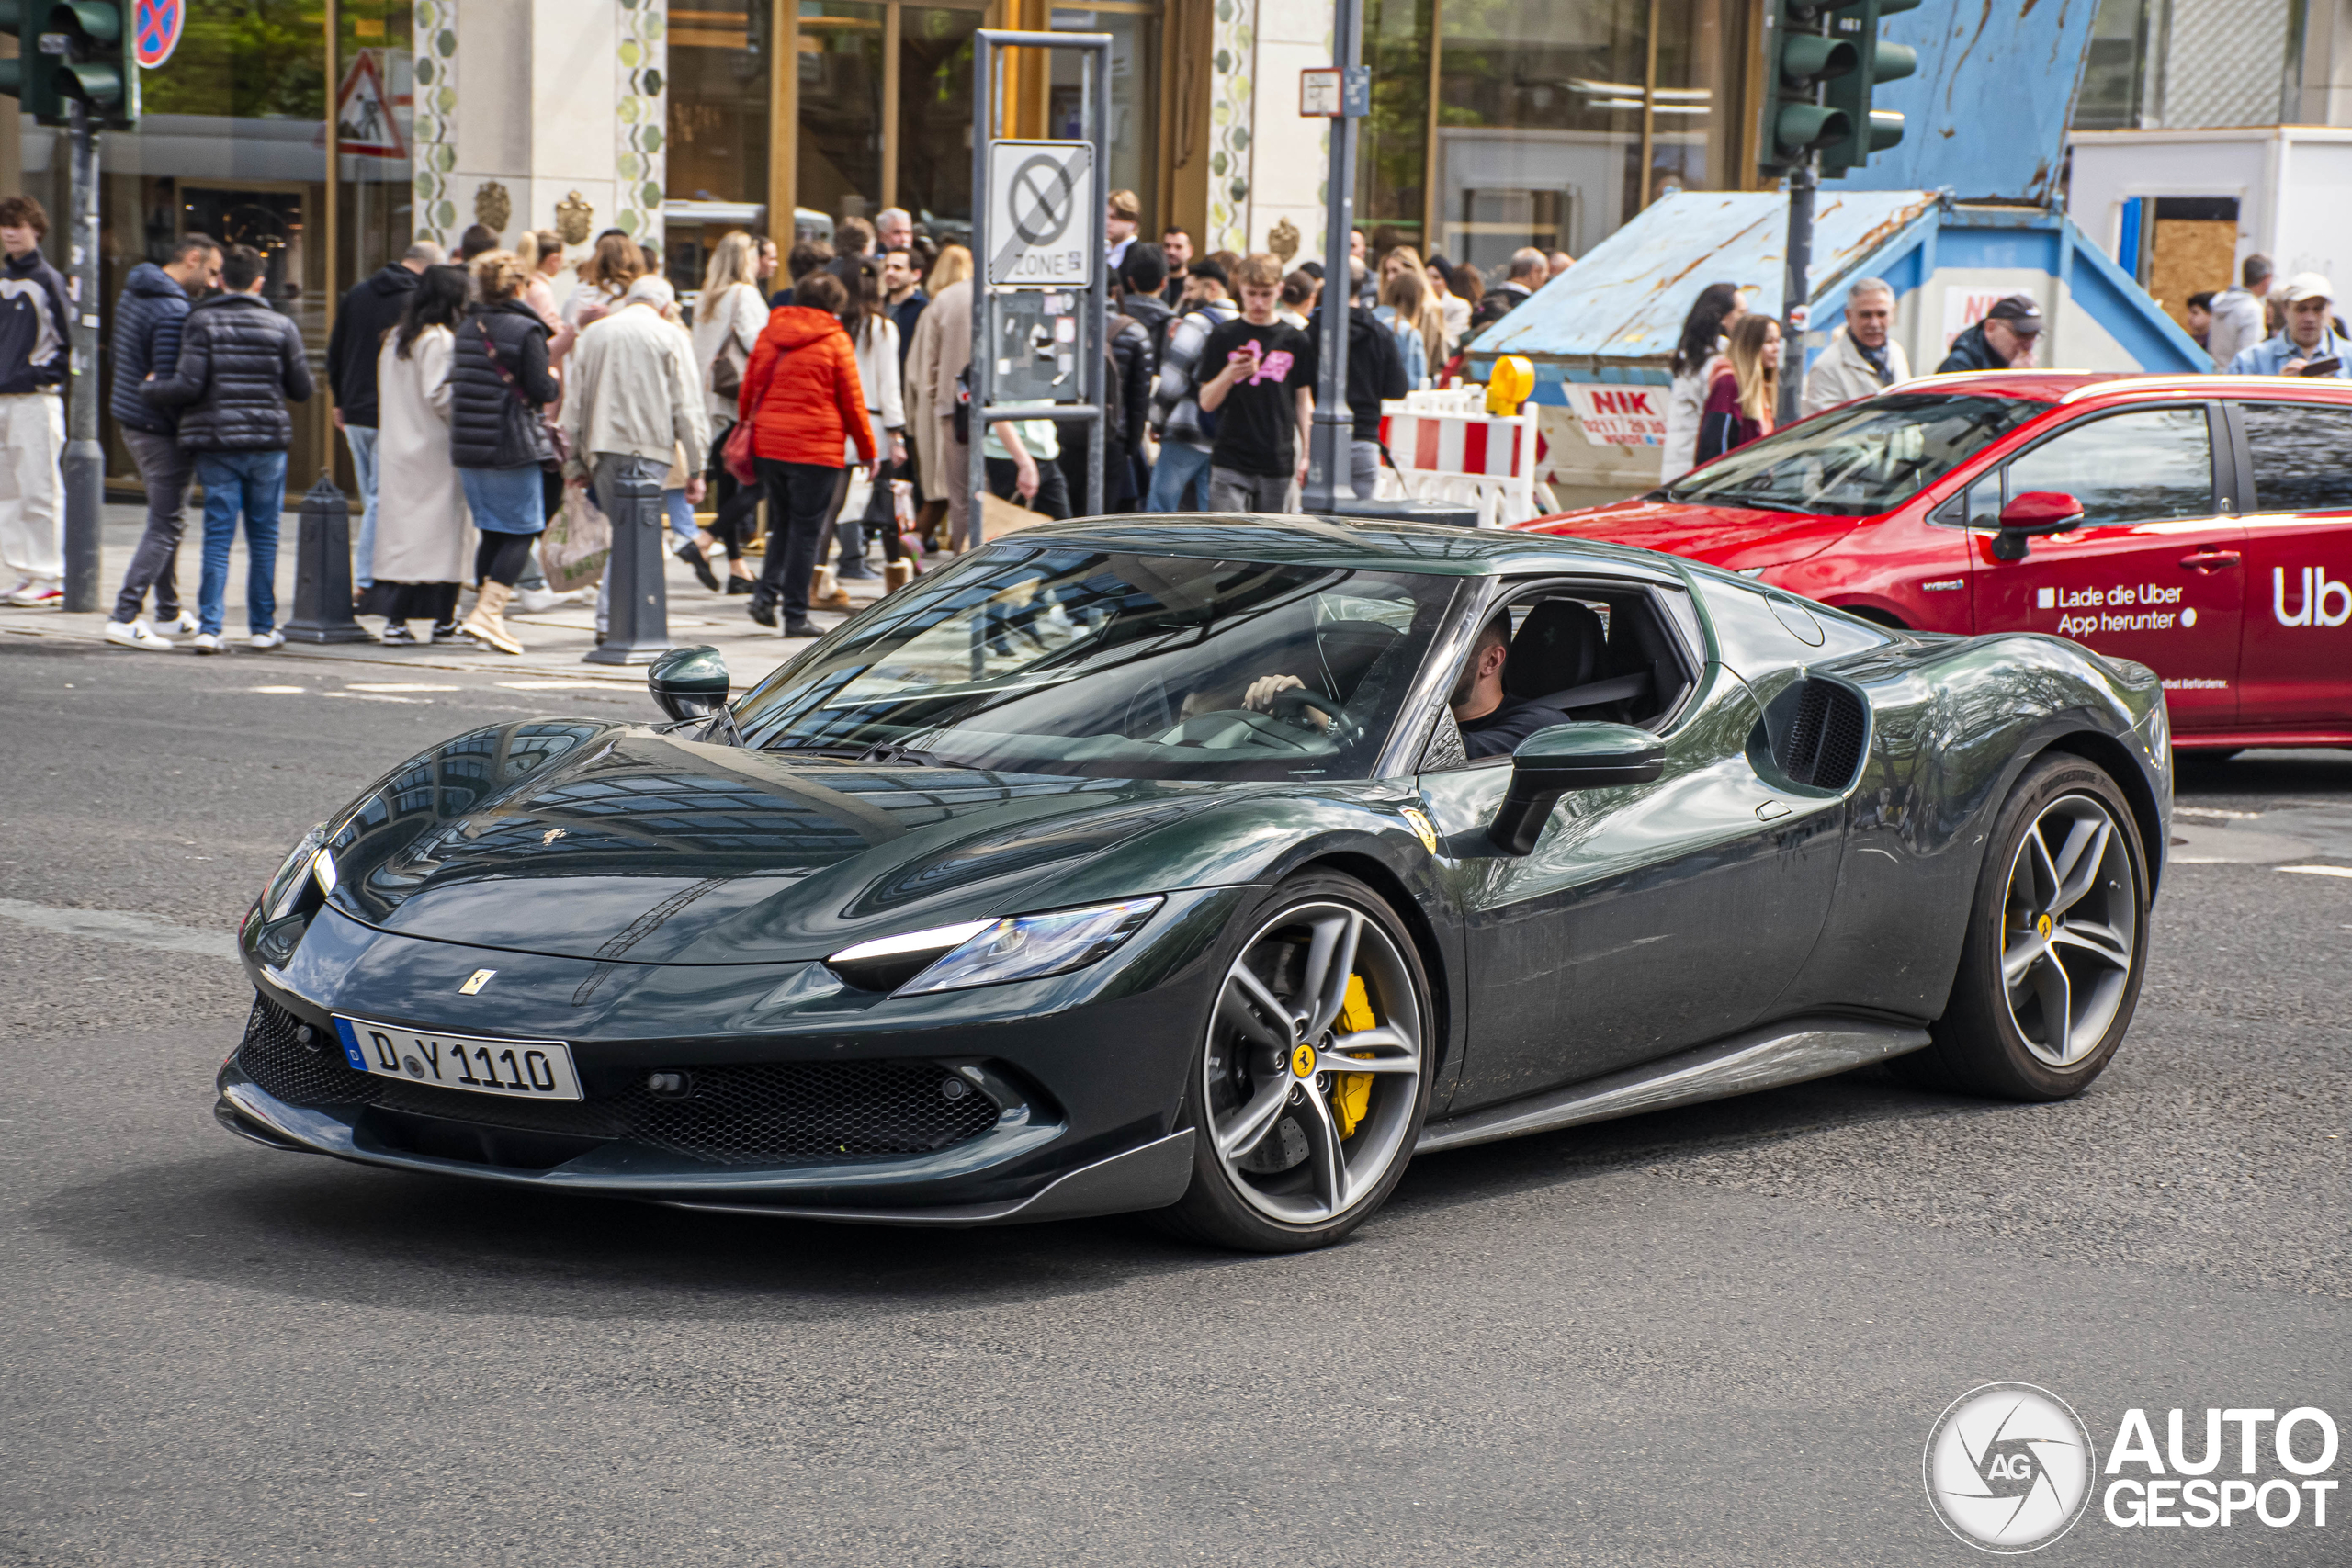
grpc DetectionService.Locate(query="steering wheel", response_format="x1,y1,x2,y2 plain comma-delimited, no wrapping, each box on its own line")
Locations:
1269,684,1354,742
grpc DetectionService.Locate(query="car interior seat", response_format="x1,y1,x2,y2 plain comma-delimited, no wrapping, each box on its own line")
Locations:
1506,598,1657,722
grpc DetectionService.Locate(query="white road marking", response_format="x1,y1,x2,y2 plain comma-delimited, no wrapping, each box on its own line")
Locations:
322,692,427,704
247,685,307,694
494,679,625,690
2173,805,2263,820
0,898,238,960
344,682,460,693
2278,864,2352,879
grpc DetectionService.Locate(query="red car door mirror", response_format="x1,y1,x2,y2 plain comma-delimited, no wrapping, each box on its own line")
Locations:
1992,491,2086,561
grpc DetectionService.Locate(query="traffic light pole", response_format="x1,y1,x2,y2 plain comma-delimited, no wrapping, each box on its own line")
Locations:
62,100,103,614
1780,156,1815,430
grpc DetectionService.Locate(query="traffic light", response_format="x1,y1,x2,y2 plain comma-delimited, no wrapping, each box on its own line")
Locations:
1819,0,1917,176
41,1,138,128
0,0,64,123
1758,0,1856,175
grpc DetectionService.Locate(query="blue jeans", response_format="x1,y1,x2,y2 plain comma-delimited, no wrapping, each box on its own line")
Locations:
664,487,696,547
344,423,380,588
1147,442,1213,512
196,449,288,637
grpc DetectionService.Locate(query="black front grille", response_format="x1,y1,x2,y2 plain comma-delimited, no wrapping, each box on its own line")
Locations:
234,996,1001,1167
1776,680,1868,790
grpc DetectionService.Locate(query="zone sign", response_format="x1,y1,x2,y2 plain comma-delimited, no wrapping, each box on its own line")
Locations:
988,140,1094,288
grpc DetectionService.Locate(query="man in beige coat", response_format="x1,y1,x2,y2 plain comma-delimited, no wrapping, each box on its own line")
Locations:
1802,276,1910,416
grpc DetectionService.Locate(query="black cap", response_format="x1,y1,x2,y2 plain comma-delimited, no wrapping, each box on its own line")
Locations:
1986,295,2043,333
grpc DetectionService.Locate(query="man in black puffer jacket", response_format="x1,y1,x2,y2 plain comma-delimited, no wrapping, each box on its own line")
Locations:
103,234,220,649
141,243,313,653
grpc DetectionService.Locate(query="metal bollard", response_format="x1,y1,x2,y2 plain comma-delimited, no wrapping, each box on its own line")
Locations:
283,470,368,643
583,457,671,665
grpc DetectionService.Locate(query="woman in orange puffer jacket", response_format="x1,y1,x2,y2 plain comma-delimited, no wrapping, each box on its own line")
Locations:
738,271,878,636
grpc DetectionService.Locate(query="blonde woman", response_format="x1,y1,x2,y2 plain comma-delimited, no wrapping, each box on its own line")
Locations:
1695,313,1781,464
1379,245,1447,368
688,231,769,591
925,243,973,295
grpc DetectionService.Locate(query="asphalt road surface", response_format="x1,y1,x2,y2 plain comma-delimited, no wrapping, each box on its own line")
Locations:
2,641,2346,1566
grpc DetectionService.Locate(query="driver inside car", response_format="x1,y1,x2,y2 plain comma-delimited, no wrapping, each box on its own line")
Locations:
1243,613,1554,759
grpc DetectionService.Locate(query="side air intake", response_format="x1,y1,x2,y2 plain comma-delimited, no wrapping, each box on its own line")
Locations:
1761,678,1869,791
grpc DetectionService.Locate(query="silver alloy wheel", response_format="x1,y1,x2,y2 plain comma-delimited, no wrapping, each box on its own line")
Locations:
1204,898,1424,1224
1999,793,2139,1067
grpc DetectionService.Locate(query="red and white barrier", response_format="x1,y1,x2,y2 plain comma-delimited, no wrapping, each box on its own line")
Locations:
1374,389,1557,525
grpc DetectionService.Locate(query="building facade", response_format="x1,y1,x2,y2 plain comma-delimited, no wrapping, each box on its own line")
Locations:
3,0,1770,489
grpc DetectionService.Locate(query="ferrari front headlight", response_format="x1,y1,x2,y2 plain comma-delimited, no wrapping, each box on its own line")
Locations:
827,897,1165,997
263,824,331,922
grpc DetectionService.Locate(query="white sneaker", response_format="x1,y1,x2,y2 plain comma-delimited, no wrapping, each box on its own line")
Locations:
514,586,562,613
248,629,286,651
191,632,226,654
103,619,175,651
156,613,201,635
5,579,62,607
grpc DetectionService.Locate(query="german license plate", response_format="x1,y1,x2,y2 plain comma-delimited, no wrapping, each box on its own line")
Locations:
333,1016,583,1101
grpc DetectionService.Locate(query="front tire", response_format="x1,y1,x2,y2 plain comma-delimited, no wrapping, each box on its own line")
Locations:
1899,754,2150,1100
1156,871,1434,1252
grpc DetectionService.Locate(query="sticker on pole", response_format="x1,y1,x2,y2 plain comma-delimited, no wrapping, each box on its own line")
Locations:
133,0,184,69
988,141,1094,288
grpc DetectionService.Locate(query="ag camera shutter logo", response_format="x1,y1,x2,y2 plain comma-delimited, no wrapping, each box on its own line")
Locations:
1923,1382,2097,1553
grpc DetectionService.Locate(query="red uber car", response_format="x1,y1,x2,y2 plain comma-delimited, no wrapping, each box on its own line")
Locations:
1521,373,2352,752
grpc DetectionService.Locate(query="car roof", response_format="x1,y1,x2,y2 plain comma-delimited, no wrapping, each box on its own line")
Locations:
1884,370,2352,408
1004,513,1690,581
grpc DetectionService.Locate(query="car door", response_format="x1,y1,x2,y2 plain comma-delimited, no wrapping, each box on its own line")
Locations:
1415,581,1844,1112
1969,402,2245,733
2225,398,2352,731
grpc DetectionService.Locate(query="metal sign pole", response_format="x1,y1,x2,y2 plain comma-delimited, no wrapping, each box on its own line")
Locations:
61,102,103,612
967,31,990,555
967,29,1112,549
1302,0,1364,514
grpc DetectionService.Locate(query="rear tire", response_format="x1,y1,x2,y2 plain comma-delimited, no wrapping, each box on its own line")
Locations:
1154,871,1434,1252
1895,754,2150,1100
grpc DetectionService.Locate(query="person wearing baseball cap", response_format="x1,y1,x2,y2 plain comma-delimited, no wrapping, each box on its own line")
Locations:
1936,294,2042,373
2224,272,2352,377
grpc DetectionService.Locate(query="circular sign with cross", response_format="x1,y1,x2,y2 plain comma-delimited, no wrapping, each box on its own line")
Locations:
987,140,1095,287
133,0,185,69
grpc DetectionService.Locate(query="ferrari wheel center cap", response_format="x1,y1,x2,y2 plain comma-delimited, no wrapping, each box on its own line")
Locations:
1291,1043,1317,1078
2035,913,2053,940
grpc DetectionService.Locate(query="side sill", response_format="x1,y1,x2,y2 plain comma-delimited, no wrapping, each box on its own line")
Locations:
1415,1016,1930,1154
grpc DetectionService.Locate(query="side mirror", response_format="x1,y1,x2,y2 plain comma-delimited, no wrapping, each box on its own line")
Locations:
1990,490,2085,562
1488,722,1665,855
649,645,730,721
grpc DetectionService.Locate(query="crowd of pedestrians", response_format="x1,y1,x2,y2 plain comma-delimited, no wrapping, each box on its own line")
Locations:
4,191,1586,654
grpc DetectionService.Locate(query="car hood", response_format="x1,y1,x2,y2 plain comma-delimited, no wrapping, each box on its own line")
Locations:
316,722,1238,964
1524,496,1860,569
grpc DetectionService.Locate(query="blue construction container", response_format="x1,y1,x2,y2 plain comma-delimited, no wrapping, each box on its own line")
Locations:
1468,189,2211,507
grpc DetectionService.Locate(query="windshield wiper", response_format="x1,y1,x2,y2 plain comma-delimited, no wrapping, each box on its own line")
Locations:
1678,487,1823,516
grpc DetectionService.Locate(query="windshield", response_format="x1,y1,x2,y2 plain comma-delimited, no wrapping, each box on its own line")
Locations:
732,546,1462,782
1665,393,2045,516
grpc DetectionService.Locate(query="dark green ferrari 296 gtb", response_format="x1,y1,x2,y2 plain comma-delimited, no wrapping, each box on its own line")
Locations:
217,517,2172,1251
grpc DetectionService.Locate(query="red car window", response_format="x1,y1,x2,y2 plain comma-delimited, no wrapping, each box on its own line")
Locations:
2002,406,2214,525
2239,402,2352,511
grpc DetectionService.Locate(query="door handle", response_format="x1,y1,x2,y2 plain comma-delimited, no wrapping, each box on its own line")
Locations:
2178,549,2241,572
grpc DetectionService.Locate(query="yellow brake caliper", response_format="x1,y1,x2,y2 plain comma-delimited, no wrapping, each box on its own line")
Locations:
1331,975,1377,1138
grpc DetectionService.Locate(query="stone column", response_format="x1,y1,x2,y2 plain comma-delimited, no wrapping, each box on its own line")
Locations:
410,0,666,268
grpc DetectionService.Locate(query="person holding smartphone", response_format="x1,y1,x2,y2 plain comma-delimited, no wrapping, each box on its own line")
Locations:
1195,252,1317,513
2224,273,2352,378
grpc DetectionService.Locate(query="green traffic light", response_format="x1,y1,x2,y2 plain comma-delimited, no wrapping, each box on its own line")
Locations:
1865,107,1905,152
1778,32,1857,87
45,0,119,44
1775,102,1853,156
